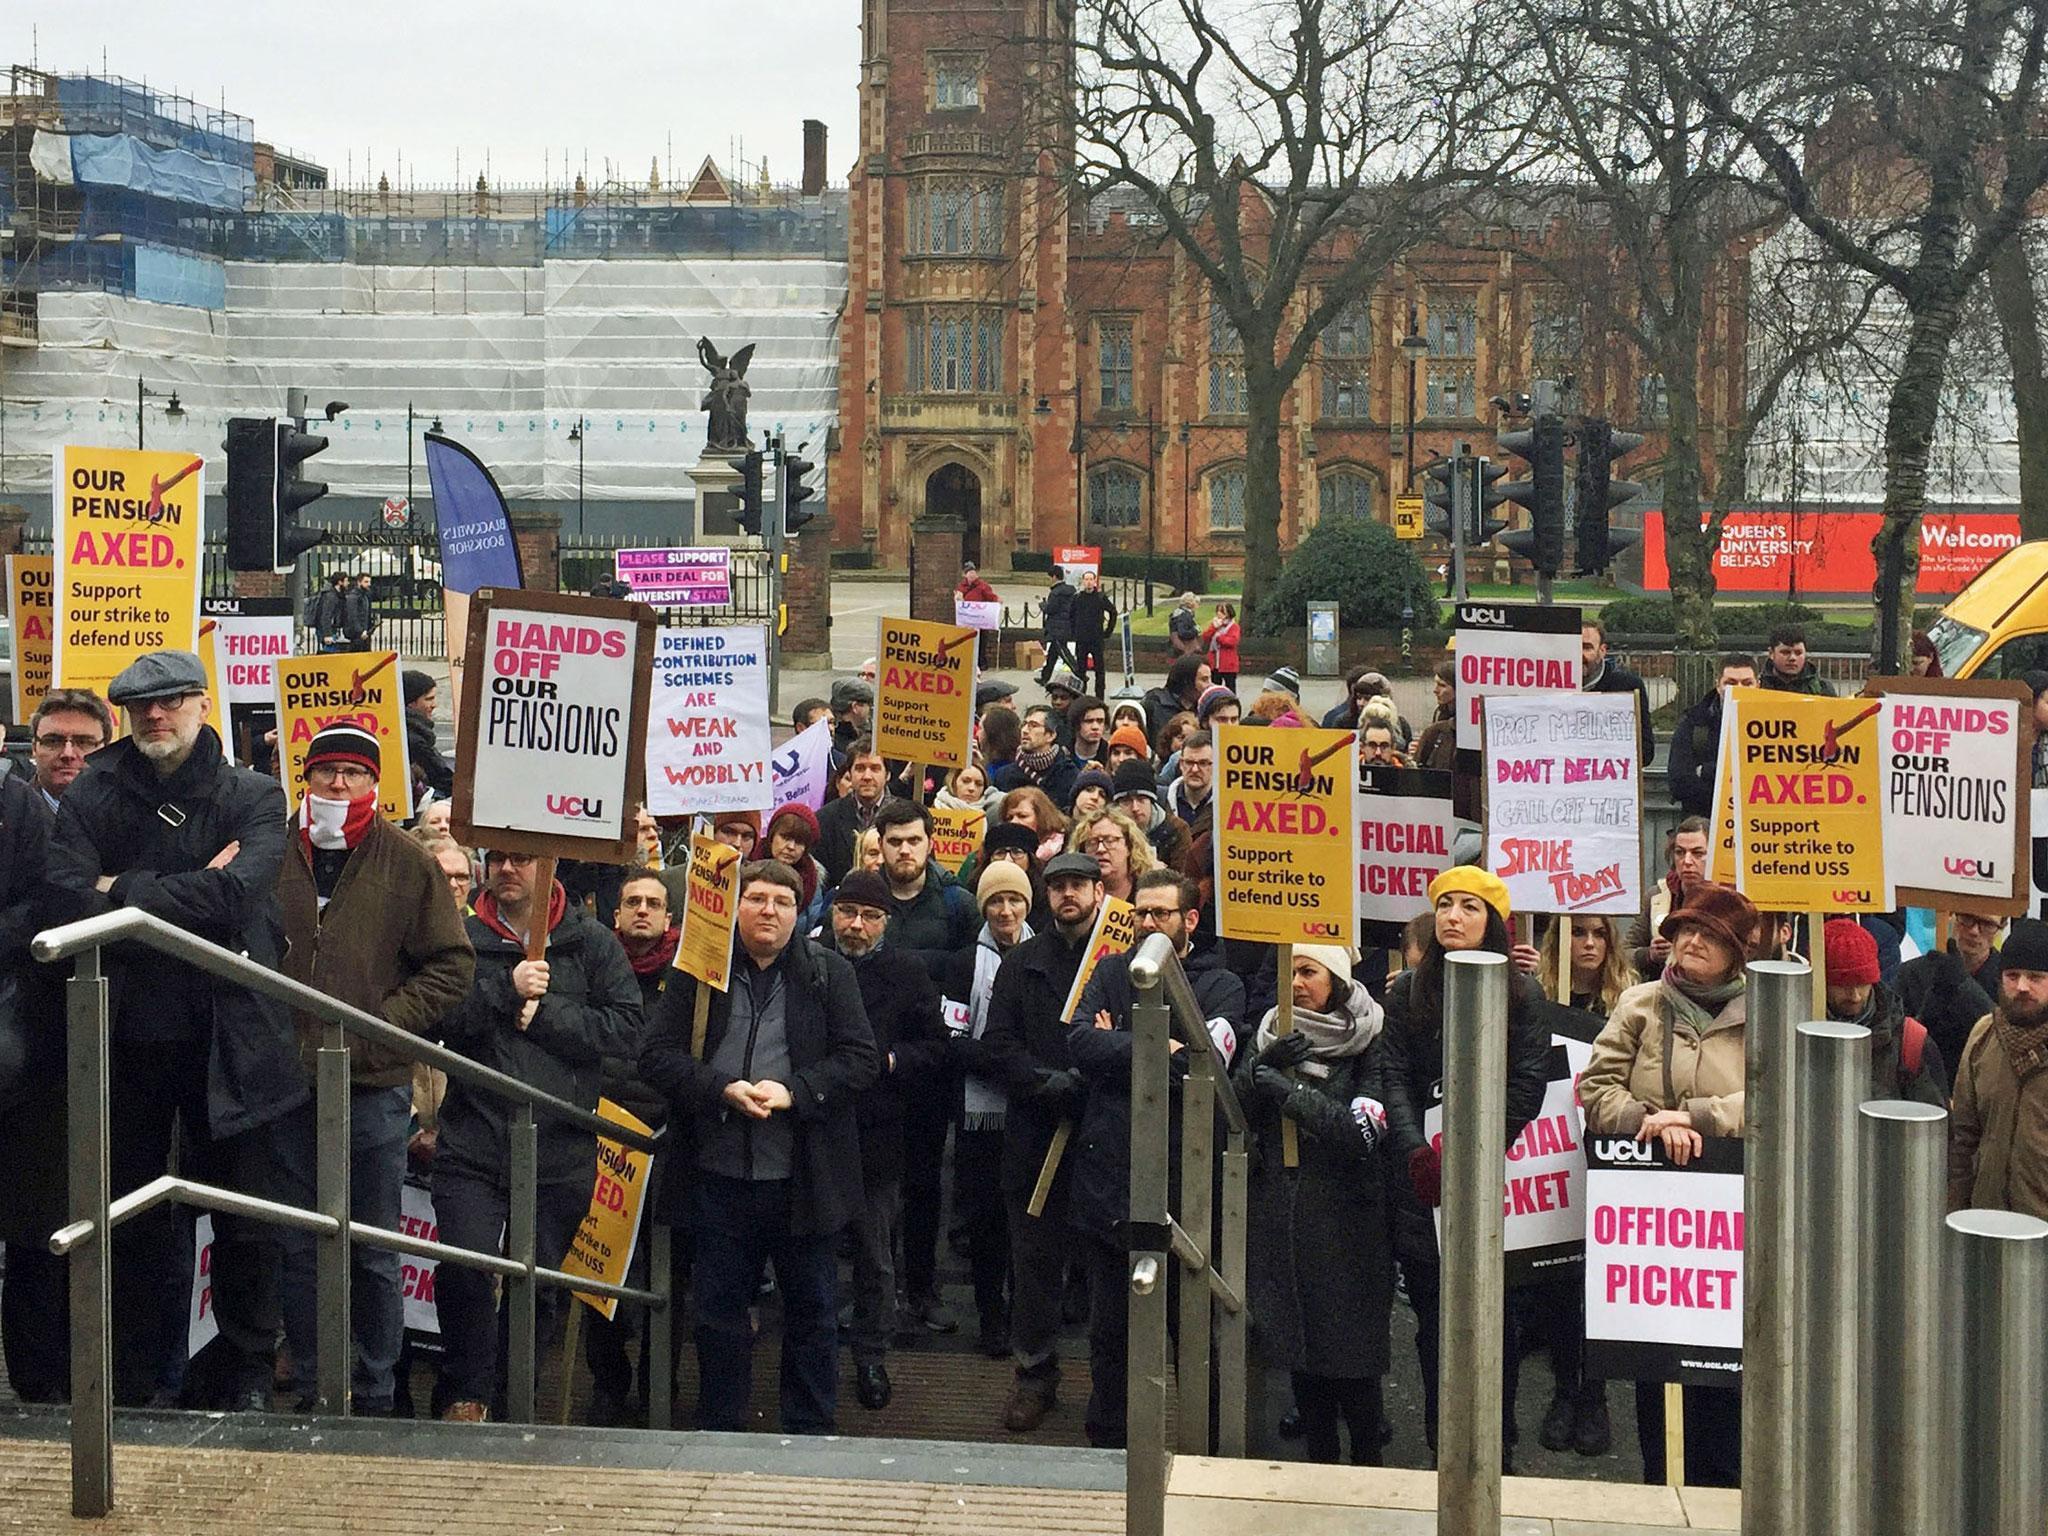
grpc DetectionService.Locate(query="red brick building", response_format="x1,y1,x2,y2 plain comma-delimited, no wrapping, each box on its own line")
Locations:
830,0,1753,575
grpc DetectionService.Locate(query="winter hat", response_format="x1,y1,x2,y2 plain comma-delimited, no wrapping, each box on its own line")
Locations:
1111,700,1149,731
976,861,1033,912
830,678,874,712
1999,917,2048,976
1043,850,1104,882
712,808,762,840
1265,665,1301,698
1823,919,1881,987
1428,865,1511,924
1109,723,1151,756
1196,685,1237,723
1112,759,1159,804
832,869,891,911
1659,881,1760,959
766,801,820,850
403,669,437,707
983,821,1040,861
1073,766,1115,800
1046,667,1085,697
1294,944,1355,990
304,722,381,778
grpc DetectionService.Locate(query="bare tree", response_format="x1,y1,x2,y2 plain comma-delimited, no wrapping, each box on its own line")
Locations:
1985,223,2048,538
1038,0,1524,612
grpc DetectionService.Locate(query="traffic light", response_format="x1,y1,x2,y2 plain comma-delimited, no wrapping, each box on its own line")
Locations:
1421,456,1460,540
274,423,330,570
1496,414,1567,577
1473,456,1510,544
782,447,817,535
1574,418,1644,573
1423,453,1510,547
734,448,766,537
224,416,278,572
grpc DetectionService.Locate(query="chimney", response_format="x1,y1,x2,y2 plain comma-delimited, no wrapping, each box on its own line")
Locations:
802,119,828,197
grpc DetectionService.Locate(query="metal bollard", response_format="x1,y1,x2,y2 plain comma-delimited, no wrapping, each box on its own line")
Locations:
1437,950,1508,1536
1793,1021,1869,1536
1948,1210,2048,1536
647,1219,674,1432
1741,958,1807,1536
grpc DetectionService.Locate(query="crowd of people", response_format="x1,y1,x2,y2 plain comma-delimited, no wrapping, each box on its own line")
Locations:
0,616,2043,1489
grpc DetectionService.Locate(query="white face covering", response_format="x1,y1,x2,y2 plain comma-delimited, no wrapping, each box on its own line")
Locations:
303,792,354,850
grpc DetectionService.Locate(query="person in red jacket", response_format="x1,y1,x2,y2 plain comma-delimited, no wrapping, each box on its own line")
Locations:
958,561,1001,665
1200,602,1241,690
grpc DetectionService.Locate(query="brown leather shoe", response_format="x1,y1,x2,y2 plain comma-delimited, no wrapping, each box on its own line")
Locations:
1002,1370,1058,1432
439,1400,489,1423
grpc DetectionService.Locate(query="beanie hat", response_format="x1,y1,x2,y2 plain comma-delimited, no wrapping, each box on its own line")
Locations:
1109,723,1151,756
832,869,891,910
304,723,381,778
766,801,820,849
1111,700,1149,731
1428,865,1511,924
1999,917,2048,976
1823,918,1880,987
1658,881,1760,959
1112,759,1159,803
1265,665,1301,698
1073,766,1115,800
403,669,436,706
713,809,762,840
1294,943,1355,989
983,821,1039,858
976,860,1033,911
1196,685,1237,722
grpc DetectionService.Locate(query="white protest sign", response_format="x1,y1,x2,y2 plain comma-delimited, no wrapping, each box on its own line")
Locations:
1879,681,2030,913
772,717,835,812
1358,764,1456,941
400,1181,442,1334
645,625,770,817
955,598,1001,631
188,1214,216,1358
1453,603,1581,752
1484,692,1642,916
203,596,296,706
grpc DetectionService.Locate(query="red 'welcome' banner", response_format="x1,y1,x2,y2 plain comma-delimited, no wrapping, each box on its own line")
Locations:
1639,510,2021,596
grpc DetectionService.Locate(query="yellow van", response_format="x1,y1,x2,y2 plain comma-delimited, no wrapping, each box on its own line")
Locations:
1925,542,2048,678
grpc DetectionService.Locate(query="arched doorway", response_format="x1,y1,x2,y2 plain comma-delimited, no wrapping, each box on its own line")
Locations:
925,462,984,567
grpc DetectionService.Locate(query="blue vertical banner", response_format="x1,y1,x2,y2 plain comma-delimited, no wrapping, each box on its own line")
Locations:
423,431,524,593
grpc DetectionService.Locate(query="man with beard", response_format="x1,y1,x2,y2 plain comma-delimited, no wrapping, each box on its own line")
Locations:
1950,917,2048,1217
993,704,1080,808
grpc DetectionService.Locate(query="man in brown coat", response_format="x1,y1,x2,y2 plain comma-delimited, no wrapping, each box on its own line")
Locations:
274,723,475,1412
1949,918,2048,1219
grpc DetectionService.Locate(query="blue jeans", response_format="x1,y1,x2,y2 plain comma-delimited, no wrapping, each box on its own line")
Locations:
276,1084,411,1411
691,1172,839,1434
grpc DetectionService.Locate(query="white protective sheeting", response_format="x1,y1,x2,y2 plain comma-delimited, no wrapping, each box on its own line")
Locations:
29,129,75,186
0,258,845,508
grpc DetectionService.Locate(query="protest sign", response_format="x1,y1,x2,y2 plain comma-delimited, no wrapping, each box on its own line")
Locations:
52,444,203,698
771,717,834,811
275,652,415,820
564,1099,655,1320
1583,1134,1744,1385
955,598,1002,631
1705,702,1741,885
1452,603,1581,752
1876,677,2031,914
615,546,732,607
453,588,656,862
7,554,53,724
1357,764,1456,948
930,804,988,878
399,1181,441,1334
1213,724,1358,945
1053,544,1101,582
675,831,741,992
1060,895,1138,1022
1732,691,1891,911
202,596,293,764
645,626,770,817
188,1214,216,1358
1483,692,1643,916
874,616,977,770
197,620,233,764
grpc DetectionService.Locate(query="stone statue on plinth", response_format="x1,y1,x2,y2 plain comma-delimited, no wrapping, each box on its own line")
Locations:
697,337,756,453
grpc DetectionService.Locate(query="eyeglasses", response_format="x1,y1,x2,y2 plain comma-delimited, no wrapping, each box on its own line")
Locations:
35,733,103,752
1134,906,1184,923
620,895,666,910
834,905,888,924
133,692,199,714
1081,834,1122,854
740,891,797,912
309,763,376,784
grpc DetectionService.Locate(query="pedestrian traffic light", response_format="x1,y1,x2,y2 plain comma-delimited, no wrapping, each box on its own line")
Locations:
1495,414,1567,577
734,448,766,537
274,423,330,571
1574,418,1644,573
782,447,817,535
224,416,279,572
1421,456,1459,540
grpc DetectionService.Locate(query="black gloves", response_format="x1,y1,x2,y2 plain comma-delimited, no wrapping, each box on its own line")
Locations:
1255,1032,1311,1072
1033,1067,1086,1113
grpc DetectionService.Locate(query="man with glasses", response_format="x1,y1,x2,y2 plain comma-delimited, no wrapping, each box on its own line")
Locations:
26,687,112,809
1065,869,1245,1447
994,704,1080,808
1163,729,1215,838
45,650,296,1409
432,845,640,1422
274,724,474,1415
825,868,947,1410
641,860,878,1433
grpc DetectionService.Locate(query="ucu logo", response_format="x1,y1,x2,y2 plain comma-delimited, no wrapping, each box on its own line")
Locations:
1832,889,1873,905
545,794,606,820
1594,1137,1654,1164
1944,857,1998,879
1300,921,1345,938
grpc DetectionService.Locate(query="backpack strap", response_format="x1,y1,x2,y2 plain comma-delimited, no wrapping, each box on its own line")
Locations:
1902,1016,1927,1078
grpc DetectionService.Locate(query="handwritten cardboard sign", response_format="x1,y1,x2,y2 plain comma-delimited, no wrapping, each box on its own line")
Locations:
1482,692,1643,916
645,625,770,817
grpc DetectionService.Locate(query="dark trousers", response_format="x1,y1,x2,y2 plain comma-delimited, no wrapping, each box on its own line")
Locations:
1005,1187,1073,1374
1635,1381,1742,1487
1,1241,69,1401
1403,1256,1520,1450
430,1162,588,1415
847,1172,901,1366
1293,1370,1384,1465
955,1127,1008,1332
900,1102,950,1303
1076,643,1108,698
1037,638,1076,683
691,1172,839,1434
1081,1231,1131,1447
1525,1269,1598,1401
110,1041,282,1405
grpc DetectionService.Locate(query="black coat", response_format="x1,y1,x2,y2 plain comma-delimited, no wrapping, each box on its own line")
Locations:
1064,946,1246,1242
1666,691,1723,820
640,937,879,1236
437,901,643,1187
1071,588,1117,647
816,791,882,887
45,727,301,1139
1897,946,2000,1079
309,586,349,642
981,922,1093,1203
0,776,56,1240
1585,662,1656,765
1043,580,1077,643
1379,967,1553,1266
830,936,948,1183
406,705,454,800
992,749,1081,811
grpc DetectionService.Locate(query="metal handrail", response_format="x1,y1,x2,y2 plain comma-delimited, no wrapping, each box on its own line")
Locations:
1129,932,1249,1138
32,907,660,1153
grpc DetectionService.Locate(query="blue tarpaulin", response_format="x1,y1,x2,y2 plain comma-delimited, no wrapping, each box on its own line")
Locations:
68,132,252,212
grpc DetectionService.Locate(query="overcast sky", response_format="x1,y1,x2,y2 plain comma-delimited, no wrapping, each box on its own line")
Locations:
5,3,863,189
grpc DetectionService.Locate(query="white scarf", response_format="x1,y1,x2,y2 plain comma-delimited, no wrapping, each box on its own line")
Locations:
1252,982,1384,1079
964,919,1031,1127
302,792,354,850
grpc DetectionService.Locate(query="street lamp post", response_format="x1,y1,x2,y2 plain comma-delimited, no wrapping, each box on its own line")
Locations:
567,418,587,535
1400,311,1431,489
136,377,184,451
1180,422,1191,557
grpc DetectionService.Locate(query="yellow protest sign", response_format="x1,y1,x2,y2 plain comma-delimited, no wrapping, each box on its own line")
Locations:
274,652,415,820
675,831,740,991
874,616,977,769
1733,691,1891,911
564,1098,655,1320
930,805,987,879
1705,697,1741,885
1060,895,1138,1022
51,444,203,697
197,619,233,764
1212,724,1359,944
7,554,53,723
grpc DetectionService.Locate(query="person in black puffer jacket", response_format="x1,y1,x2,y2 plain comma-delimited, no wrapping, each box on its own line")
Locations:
1379,866,1551,1465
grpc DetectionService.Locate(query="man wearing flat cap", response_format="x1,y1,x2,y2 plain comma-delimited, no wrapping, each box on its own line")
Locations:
44,650,299,1409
